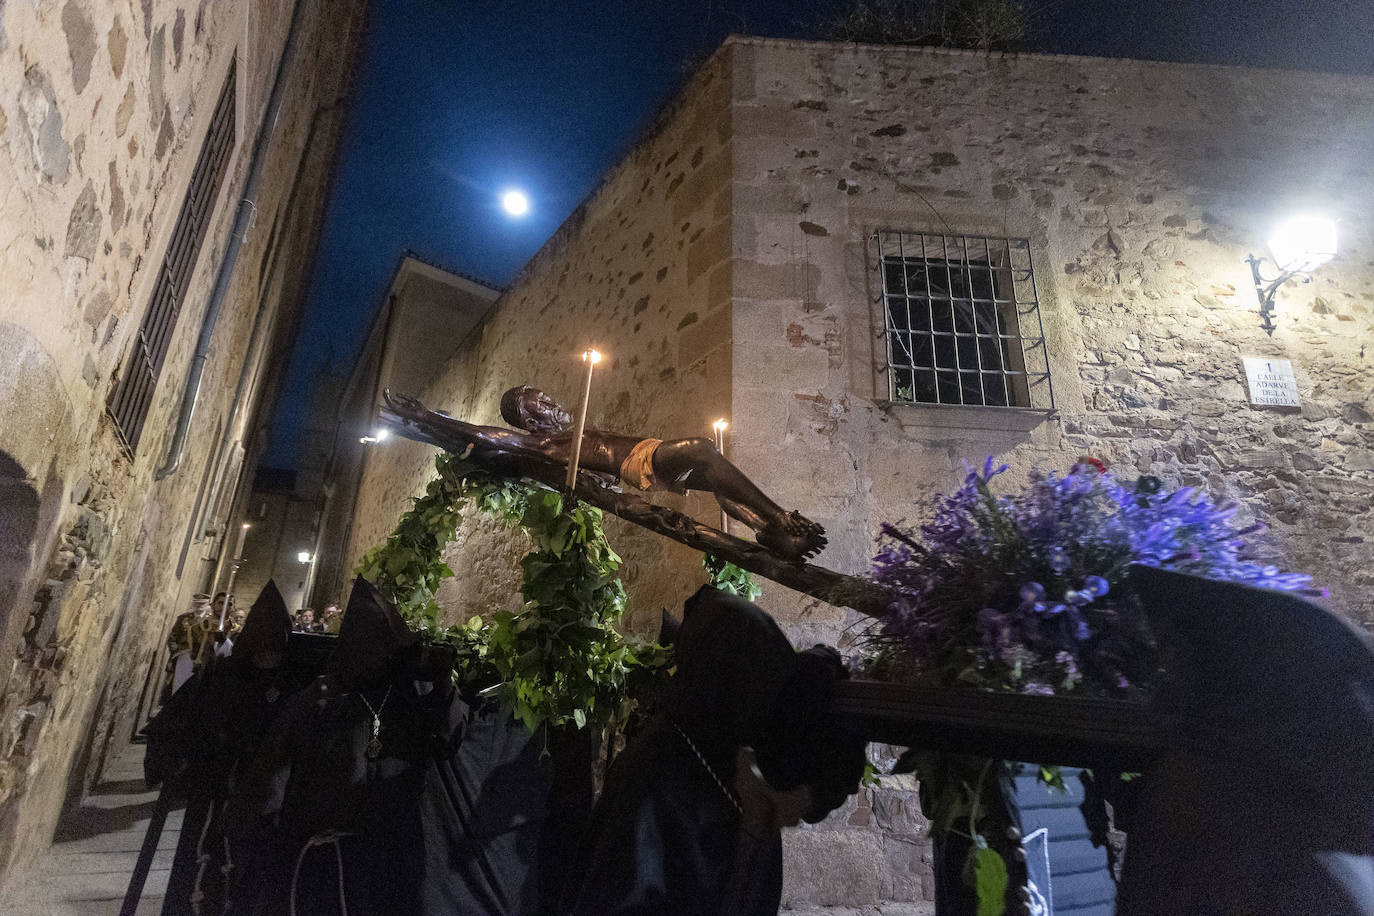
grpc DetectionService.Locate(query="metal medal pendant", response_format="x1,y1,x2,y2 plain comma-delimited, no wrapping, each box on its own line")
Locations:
366,714,383,759
360,689,389,760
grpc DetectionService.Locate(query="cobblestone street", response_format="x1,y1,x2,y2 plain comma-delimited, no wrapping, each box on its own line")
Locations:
2,745,177,916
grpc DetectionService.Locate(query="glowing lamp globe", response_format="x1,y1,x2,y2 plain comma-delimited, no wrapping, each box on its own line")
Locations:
1268,216,1337,273
501,190,529,217
297,551,311,564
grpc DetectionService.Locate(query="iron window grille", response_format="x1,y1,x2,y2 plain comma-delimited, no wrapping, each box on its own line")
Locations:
875,230,1054,410
108,61,238,454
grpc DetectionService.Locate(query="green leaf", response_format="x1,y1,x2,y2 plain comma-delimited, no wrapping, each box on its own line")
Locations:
967,843,1007,916
357,450,671,737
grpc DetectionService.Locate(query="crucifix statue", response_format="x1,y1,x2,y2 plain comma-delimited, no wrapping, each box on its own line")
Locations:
381,387,827,561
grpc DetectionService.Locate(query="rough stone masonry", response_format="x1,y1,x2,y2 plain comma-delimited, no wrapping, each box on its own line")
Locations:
339,37,1373,908
0,0,365,887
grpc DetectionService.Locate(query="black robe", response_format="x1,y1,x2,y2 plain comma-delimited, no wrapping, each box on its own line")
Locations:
565,586,865,916
228,575,579,916
1118,566,1374,915
148,581,316,916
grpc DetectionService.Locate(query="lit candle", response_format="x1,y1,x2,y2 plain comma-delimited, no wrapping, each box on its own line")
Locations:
234,522,250,559
713,418,729,530
565,349,602,492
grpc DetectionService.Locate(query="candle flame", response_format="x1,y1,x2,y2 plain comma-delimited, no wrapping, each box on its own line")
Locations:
583,349,603,364
241,522,251,530
713,419,729,433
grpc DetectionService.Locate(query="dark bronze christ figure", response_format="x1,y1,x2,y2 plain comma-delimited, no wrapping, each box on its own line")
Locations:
381,387,826,561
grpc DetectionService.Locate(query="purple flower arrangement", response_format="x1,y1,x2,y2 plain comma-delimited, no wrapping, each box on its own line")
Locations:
869,457,1322,696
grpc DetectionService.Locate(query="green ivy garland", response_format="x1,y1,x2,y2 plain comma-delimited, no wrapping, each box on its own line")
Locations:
356,451,672,732
702,553,762,600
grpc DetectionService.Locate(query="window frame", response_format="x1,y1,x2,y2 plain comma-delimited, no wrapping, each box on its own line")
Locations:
107,59,239,454
872,229,1056,412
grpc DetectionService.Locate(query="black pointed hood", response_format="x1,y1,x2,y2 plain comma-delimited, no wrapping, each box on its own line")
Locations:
1129,565,1374,844
331,575,419,686
233,580,292,658
1128,564,1374,756
662,586,798,749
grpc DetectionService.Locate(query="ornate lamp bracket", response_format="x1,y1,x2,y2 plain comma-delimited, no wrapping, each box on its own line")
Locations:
1244,253,1301,336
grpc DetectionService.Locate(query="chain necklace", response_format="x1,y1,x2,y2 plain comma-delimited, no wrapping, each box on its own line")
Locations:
671,720,743,816
359,686,392,760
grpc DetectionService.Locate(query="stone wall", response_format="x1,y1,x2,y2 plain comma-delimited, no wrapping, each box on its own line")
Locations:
335,36,1374,910
728,38,1374,637
344,50,740,633
0,0,365,884
726,37,1374,908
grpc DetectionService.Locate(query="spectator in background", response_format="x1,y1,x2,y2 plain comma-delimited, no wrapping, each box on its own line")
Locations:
320,603,343,635
293,608,316,633
211,592,230,626
167,594,213,694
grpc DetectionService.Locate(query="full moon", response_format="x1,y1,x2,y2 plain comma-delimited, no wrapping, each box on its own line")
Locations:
501,190,530,217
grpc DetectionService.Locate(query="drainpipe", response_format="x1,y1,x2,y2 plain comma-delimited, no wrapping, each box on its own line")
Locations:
155,0,308,480
204,100,347,595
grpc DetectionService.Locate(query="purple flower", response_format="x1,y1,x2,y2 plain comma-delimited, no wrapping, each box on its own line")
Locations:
1049,546,1070,574
1083,575,1109,597
869,454,1319,696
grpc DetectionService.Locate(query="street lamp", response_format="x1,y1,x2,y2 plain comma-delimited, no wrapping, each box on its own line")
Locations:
1245,215,1338,335
359,428,390,445
298,550,313,564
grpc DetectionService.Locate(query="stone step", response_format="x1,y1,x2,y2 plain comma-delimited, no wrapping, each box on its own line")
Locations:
3,743,174,915
0,899,162,916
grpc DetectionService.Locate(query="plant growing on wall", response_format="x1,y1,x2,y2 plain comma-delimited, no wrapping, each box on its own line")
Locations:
356,451,672,732
810,0,1035,52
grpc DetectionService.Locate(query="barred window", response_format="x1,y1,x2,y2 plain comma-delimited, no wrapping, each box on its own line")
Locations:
875,231,1053,410
108,61,237,454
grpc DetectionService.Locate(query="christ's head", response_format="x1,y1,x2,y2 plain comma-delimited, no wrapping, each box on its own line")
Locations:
500,386,572,433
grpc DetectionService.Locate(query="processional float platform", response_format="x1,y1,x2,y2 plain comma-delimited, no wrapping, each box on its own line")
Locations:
830,680,1163,772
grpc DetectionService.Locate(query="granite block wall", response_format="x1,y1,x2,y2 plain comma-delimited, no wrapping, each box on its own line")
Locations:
0,0,364,884
728,37,1374,907
345,50,740,632
728,37,1374,636
337,36,1374,909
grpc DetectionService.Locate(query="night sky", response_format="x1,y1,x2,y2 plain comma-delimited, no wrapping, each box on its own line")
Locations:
262,0,1374,467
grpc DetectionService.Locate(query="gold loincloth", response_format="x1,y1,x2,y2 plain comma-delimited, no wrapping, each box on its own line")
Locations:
619,438,661,491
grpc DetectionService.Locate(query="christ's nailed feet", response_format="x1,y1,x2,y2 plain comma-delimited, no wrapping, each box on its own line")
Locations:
755,510,827,561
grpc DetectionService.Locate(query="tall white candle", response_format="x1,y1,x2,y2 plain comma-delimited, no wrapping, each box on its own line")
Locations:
565,349,601,492
234,522,250,559
713,419,729,530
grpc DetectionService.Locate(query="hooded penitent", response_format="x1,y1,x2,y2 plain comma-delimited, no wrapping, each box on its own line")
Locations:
330,574,419,686
232,579,293,659
567,586,865,916
1116,565,1374,916
662,585,800,752
227,575,570,916
152,580,321,916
